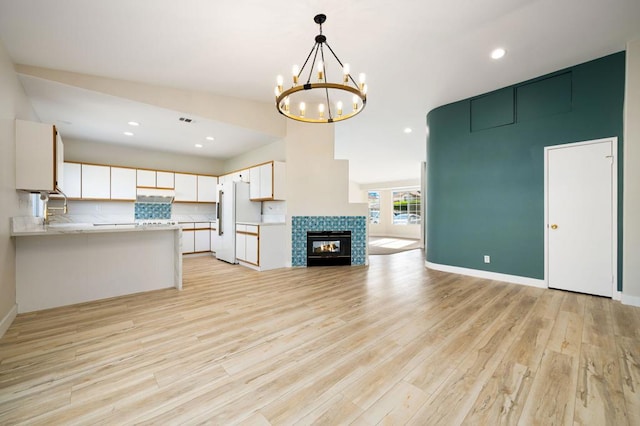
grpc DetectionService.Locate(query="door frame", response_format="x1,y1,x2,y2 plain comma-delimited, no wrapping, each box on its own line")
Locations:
543,137,618,296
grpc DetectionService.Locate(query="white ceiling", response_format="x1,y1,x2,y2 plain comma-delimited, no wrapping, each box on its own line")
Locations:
1,0,639,184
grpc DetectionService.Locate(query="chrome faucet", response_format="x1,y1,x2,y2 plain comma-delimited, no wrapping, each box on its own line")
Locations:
42,187,68,224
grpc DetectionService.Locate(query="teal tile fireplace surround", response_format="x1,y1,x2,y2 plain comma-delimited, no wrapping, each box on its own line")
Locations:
292,216,367,266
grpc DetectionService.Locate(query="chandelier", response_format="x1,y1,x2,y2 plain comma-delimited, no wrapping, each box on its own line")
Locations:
274,14,367,123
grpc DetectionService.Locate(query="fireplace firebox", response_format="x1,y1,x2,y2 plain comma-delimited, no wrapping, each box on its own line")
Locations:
306,231,351,266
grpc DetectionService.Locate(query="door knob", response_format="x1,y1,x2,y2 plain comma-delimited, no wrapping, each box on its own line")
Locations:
550,224,558,229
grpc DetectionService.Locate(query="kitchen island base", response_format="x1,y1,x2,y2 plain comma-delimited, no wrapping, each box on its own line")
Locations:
15,228,181,313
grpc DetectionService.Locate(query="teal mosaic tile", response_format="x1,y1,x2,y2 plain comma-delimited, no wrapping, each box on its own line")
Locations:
292,216,367,266
134,202,172,220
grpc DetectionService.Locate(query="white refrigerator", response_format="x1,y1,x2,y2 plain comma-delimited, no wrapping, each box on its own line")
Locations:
215,181,261,263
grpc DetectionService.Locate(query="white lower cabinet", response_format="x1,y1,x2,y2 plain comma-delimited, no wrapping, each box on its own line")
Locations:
182,230,195,254
235,223,286,271
182,223,212,254
235,230,247,262
236,224,258,265
245,232,259,264
194,229,210,252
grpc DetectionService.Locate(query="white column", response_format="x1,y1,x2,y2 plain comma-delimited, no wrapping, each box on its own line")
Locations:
623,39,640,306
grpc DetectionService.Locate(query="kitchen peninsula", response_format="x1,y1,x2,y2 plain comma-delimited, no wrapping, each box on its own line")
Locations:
11,217,182,313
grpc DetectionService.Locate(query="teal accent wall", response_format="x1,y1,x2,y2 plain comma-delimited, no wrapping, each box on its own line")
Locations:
426,52,625,289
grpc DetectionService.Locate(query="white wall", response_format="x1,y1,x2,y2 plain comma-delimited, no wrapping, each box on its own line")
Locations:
0,40,38,336
285,120,366,217
623,40,640,305
64,138,224,175
222,139,285,174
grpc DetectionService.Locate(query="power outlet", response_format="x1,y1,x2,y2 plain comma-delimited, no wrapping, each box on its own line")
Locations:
483,255,491,264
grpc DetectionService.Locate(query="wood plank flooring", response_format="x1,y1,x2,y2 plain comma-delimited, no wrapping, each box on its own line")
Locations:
1,249,639,425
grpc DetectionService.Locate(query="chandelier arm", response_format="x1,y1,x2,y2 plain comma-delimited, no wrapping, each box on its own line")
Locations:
319,44,332,118
324,42,361,88
299,42,319,81
306,43,321,85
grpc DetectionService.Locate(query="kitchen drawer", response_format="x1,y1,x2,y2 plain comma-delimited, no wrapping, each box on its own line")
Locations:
180,223,195,229
195,222,210,229
245,225,259,234
236,224,247,232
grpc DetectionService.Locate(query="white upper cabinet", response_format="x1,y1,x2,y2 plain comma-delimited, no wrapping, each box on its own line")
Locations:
249,161,286,200
174,173,197,202
156,171,175,189
249,166,261,199
15,119,63,192
136,169,156,187
62,162,81,198
197,175,218,202
81,164,111,199
111,167,137,200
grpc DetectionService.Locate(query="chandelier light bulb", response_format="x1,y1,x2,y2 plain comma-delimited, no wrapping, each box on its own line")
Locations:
337,101,343,116
358,73,366,91
318,103,325,118
292,65,299,85
274,86,280,97
284,96,290,112
362,83,368,95
299,102,306,117
343,64,350,83
352,95,359,111
317,61,324,81
276,75,284,93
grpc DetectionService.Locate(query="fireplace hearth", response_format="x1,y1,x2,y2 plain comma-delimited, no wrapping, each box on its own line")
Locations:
307,231,352,266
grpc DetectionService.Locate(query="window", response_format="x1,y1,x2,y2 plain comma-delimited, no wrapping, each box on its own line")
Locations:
392,189,421,225
368,191,380,224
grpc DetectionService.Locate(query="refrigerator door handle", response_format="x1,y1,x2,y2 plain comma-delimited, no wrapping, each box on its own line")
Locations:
218,190,224,235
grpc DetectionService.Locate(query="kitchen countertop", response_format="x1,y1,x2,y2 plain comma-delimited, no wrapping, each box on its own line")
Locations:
11,217,180,237
236,221,285,226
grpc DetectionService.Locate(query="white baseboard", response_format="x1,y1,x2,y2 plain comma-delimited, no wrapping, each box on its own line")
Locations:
622,293,640,307
613,291,622,301
0,304,17,338
425,261,546,289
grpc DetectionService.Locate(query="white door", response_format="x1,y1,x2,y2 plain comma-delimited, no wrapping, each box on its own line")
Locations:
546,138,616,297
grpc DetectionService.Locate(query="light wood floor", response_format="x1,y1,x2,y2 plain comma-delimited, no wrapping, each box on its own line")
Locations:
1,250,639,425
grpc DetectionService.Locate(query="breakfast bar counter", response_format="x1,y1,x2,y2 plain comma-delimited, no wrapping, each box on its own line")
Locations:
11,217,182,313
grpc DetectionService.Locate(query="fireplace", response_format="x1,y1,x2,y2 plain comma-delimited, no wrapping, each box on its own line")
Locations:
307,231,352,266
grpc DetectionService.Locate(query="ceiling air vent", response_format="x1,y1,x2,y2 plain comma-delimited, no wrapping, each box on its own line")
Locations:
179,117,193,123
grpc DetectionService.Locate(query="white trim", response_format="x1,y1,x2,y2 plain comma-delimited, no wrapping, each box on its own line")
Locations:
544,137,618,297
613,291,622,301
622,293,640,307
0,304,18,338
425,261,546,288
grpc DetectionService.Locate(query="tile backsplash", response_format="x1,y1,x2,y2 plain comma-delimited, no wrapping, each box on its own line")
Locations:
134,202,172,220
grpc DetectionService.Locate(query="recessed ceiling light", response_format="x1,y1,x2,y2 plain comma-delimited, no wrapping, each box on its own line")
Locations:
205,136,215,141
404,127,412,134
124,131,134,136
127,121,140,126
491,48,506,60
195,144,203,148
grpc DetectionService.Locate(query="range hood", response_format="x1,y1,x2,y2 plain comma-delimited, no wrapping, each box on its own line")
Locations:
135,188,175,203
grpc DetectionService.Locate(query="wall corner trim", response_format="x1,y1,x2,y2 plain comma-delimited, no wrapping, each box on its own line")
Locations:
621,293,640,307
0,304,18,339
425,261,546,289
